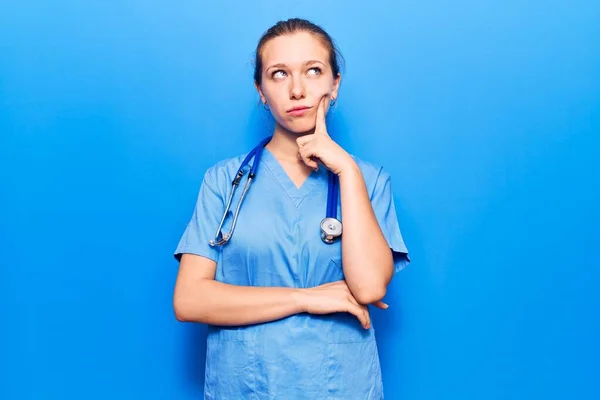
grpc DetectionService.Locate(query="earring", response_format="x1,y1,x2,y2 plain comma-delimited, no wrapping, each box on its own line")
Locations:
330,97,336,106
263,102,270,111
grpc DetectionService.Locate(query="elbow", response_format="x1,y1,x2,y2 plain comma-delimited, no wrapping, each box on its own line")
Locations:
173,295,207,323
353,284,387,305
351,251,394,305
350,260,392,305
173,278,214,323
173,297,191,322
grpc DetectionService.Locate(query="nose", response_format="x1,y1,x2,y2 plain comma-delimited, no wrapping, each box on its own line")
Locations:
289,75,306,100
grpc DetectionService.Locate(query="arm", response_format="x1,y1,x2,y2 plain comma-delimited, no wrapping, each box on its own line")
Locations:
173,254,372,327
172,171,306,325
338,161,394,305
173,254,305,325
295,95,402,306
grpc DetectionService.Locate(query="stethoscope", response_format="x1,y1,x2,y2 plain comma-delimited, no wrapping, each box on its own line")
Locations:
208,136,342,247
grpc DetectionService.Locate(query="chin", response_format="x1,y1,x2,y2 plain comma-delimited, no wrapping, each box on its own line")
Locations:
280,120,316,135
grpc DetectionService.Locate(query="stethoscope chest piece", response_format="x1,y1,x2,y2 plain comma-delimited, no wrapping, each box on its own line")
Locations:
320,217,342,244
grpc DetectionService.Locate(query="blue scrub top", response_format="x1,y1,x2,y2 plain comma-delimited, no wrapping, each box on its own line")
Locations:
175,146,409,399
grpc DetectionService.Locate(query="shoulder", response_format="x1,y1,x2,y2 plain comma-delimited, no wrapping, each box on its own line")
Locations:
201,152,249,187
186,152,250,203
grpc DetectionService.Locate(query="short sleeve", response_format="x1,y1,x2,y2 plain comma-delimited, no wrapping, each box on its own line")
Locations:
173,169,223,263
370,168,410,274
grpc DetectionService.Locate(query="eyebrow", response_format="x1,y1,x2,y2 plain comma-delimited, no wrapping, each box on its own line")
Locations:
266,60,325,71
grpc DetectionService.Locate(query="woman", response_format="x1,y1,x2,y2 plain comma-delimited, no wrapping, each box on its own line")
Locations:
173,18,410,399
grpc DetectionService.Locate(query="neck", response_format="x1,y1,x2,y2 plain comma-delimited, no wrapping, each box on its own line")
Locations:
266,123,314,162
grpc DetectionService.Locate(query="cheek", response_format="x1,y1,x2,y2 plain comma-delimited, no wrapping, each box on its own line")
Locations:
306,81,332,98
265,91,289,115
261,82,282,102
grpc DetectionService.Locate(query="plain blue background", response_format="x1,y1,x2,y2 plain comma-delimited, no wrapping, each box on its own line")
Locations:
1,1,599,399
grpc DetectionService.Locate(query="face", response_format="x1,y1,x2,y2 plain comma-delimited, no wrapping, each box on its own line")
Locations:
255,31,341,134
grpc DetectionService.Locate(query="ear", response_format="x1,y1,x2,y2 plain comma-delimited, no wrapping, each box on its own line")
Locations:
254,81,267,104
332,73,342,100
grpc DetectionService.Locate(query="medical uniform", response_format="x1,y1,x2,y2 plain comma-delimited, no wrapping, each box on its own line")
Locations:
174,146,409,399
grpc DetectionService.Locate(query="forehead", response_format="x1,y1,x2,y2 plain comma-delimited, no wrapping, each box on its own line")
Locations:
261,31,329,67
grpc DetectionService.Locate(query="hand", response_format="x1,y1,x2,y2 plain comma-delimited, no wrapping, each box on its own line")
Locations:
296,95,355,175
299,280,389,329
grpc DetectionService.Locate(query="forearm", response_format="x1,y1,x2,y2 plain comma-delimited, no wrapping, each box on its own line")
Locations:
338,161,394,304
174,279,306,326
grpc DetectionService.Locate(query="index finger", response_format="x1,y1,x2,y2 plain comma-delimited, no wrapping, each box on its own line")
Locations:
314,94,328,134
347,303,370,329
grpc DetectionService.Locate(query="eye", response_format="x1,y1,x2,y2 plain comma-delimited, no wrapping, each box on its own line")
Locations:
307,67,322,76
272,70,287,79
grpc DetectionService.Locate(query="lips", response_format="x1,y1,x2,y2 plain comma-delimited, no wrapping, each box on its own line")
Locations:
287,106,311,113
287,106,312,117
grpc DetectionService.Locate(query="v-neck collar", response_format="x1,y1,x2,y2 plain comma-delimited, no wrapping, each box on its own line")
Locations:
259,147,326,207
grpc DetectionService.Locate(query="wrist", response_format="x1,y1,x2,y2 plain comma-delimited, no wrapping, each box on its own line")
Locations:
336,157,360,178
291,288,310,313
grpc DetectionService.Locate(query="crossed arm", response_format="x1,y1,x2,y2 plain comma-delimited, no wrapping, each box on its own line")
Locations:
173,159,395,328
